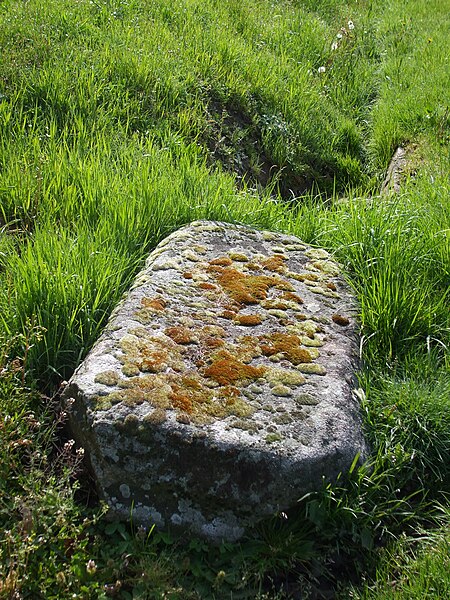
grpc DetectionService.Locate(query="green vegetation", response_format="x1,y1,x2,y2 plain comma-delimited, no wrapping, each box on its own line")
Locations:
0,0,448,597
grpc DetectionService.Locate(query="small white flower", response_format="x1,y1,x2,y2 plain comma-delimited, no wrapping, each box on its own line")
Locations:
348,20,355,30
331,41,339,51
86,559,97,575
337,32,343,39
318,66,326,74
63,439,75,451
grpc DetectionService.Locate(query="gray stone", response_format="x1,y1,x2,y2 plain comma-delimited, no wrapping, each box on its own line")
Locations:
63,221,368,542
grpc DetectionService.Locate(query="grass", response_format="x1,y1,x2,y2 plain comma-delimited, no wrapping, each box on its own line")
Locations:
0,0,449,597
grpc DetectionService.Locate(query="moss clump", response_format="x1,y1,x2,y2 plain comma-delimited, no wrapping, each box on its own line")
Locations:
261,299,290,310
213,267,279,305
266,367,306,387
261,255,286,272
259,333,312,365
198,282,218,290
228,252,249,262
313,260,340,276
282,291,304,304
295,393,320,406
234,314,263,326
265,433,283,443
95,370,120,386
232,336,263,363
230,419,259,432
210,256,233,266
165,326,198,345
141,297,166,311
202,325,227,337
220,310,236,320
305,248,329,260
296,364,326,375
203,337,225,349
204,350,266,385
271,384,292,397
143,408,167,424
332,313,350,326
246,262,262,271
119,334,183,374
289,272,320,282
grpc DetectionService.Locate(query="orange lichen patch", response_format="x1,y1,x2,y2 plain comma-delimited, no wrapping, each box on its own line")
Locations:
261,299,289,310
233,338,262,363
141,297,166,311
228,251,249,262
221,385,241,398
169,392,193,414
332,314,350,326
204,350,266,386
203,325,227,337
165,326,197,345
181,375,203,390
198,282,218,290
220,310,236,320
246,263,262,271
203,337,226,349
289,272,320,282
313,260,340,276
282,292,304,304
261,255,287,272
95,370,119,386
259,333,313,365
215,267,279,305
141,351,168,372
210,256,233,267
119,334,183,374
183,272,193,279
326,282,337,291
275,280,295,291
234,314,263,326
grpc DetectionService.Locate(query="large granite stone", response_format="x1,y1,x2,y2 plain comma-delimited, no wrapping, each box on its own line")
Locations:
63,221,368,542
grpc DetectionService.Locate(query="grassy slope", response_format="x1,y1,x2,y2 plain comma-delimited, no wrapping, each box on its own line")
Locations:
0,0,449,598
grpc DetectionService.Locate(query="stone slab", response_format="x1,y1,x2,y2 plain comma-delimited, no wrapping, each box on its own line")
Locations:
63,220,368,542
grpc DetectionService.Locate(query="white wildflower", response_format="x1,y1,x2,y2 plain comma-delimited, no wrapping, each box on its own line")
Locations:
348,20,355,30
86,559,97,575
331,41,339,51
63,439,75,451
337,32,343,39
318,66,326,74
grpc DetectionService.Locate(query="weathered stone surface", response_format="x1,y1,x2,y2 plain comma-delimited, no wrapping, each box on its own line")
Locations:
63,221,368,542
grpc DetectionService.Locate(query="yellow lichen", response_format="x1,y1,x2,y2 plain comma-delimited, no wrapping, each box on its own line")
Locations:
261,255,286,272
265,367,306,387
165,326,198,345
203,350,266,386
212,267,280,305
234,314,263,326
141,297,166,311
210,256,233,267
95,371,119,386
259,333,313,365
296,364,327,375
281,291,304,305
228,252,249,262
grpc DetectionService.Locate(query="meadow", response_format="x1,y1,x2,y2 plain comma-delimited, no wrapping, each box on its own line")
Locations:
0,0,449,597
